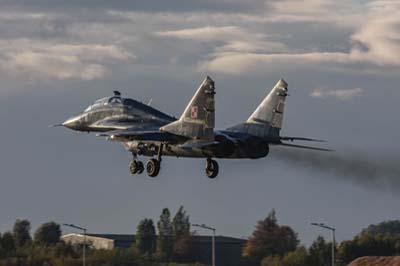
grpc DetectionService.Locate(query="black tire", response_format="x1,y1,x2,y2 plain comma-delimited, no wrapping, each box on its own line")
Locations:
146,158,160,177
136,161,144,174
129,160,138,175
205,159,219,179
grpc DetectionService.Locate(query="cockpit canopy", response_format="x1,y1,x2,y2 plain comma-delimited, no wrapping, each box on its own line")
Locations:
84,96,124,112
83,90,127,112
82,91,174,121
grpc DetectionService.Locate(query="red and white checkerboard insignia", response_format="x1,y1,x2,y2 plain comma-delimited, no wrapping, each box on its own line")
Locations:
191,106,198,119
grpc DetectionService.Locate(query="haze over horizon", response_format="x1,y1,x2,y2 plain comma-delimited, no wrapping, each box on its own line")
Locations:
0,0,399,246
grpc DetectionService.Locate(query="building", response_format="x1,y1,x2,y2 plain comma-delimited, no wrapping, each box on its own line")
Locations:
61,233,246,266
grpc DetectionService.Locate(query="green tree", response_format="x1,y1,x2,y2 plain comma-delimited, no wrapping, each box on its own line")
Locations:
34,221,62,246
261,255,281,266
0,232,15,256
172,206,192,261
337,234,400,266
243,209,299,264
309,236,332,266
0,233,3,258
360,220,400,238
13,219,32,248
136,219,156,256
261,246,310,266
281,246,310,266
172,206,190,237
156,208,173,260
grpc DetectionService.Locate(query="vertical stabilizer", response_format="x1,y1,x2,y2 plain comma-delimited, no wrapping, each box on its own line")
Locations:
227,79,288,140
161,76,215,141
247,79,288,129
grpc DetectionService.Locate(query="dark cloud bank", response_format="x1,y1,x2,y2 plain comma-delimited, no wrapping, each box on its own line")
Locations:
0,0,263,13
271,147,400,194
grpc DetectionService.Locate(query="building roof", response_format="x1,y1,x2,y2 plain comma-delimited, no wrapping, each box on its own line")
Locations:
85,233,246,244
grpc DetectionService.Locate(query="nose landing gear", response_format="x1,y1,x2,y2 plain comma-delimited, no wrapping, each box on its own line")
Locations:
129,143,163,178
205,158,219,179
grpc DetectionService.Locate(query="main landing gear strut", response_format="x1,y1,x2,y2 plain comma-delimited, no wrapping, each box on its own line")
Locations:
129,143,164,178
130,145,219,179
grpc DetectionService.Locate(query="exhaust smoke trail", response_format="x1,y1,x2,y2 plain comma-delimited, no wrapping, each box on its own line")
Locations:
271,147,400,192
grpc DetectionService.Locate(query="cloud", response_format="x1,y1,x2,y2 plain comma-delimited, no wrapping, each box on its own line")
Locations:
198,0,400,76
265,0,364,27
350,2,400,66
156,26,243,41
198,52,350,74
310,88,363,100
0,0,263,13
0,42,134,80
155,26,286,53
0,0,399,82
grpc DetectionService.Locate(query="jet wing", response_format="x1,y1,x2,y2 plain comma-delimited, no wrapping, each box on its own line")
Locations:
97,128,183,142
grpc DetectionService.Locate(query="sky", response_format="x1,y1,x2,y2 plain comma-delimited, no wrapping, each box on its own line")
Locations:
0,0,400,246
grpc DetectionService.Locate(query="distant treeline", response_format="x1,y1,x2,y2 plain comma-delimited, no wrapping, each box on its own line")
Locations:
1,207,400,266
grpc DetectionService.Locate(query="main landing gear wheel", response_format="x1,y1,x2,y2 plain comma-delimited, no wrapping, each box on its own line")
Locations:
205,159,219,179
129,160,144,175
146,158,161,177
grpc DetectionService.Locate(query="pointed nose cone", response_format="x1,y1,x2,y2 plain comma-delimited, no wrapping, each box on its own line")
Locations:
62,115,81,130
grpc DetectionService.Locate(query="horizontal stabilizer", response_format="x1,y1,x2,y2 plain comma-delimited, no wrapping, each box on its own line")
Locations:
279,142,334,152
280,136,326,142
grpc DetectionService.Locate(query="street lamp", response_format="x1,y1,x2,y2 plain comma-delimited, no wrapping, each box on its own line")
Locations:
192,223,216,266
63,223,87,266
310,222,336,266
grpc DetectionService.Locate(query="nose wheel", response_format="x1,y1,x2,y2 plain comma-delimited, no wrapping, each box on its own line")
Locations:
205,158,219,179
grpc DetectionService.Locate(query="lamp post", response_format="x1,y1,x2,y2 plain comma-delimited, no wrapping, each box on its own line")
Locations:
192,223,216,266
310,222,336,266
63,223,87,266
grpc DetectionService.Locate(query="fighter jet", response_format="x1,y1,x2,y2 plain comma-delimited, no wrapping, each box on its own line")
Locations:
57,76,330,178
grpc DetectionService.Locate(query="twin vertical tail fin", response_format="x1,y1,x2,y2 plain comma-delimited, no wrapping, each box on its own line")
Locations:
228,79,289,139
161,76,216,141
247,79,288,130
232,78,331,151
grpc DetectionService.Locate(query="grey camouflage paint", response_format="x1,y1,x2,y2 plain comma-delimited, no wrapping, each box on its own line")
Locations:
60,77,327,161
